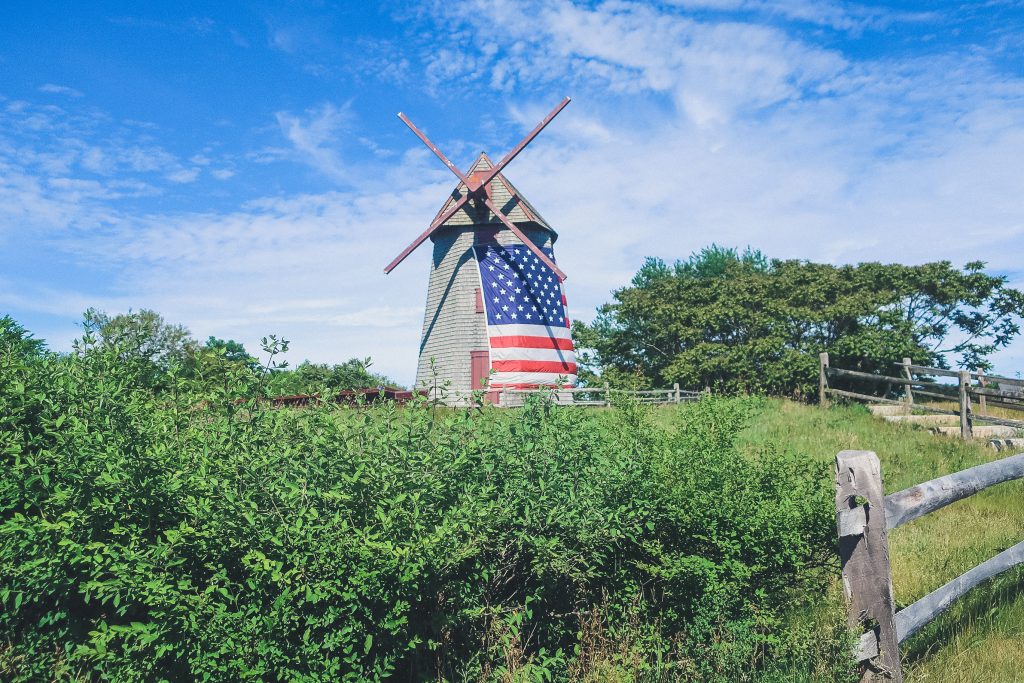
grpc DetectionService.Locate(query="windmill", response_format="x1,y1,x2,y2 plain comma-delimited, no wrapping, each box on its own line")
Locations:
386,98,577,403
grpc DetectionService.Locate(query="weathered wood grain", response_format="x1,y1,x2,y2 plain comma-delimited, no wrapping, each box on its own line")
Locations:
902,358,914,407
959,371,973,440
835,451,903,681
820,352,830,407
884,452,1024,530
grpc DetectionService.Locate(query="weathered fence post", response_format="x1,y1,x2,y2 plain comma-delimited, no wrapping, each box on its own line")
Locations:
673,382,680,404
835,450,902,682
901,358,913,407
977,371,988,416
958,371,973,441
603,382,610,408
819,352,830,407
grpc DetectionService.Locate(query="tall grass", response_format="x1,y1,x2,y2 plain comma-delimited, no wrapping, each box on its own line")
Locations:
737,399,1024,683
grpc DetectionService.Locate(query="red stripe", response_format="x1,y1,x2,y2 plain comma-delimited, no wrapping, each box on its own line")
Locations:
492,360,578,374
489,335,575,350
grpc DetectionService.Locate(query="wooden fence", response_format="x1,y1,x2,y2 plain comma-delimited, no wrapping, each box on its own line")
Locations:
835,449,1024,681
269,385,700,409
818,354,1024,439
496,383,699,407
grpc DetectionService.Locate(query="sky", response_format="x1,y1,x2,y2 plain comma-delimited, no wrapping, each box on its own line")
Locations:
2,0,1024,385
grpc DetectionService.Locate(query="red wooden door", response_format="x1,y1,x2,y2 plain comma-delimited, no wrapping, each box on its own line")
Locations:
470,351,497,403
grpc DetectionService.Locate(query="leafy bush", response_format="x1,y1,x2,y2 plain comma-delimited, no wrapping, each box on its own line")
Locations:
1,327,842,681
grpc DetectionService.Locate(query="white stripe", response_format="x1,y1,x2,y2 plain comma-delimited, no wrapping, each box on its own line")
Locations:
490,347,576,363
488,323,572,340
491,371,578,386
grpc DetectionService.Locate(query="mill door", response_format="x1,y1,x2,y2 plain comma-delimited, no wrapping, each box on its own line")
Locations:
470,350,497,403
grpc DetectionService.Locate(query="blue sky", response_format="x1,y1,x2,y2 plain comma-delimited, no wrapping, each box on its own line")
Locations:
2,0,1024,384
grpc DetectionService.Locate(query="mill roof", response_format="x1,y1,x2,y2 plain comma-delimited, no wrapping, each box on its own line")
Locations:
432,152,557,239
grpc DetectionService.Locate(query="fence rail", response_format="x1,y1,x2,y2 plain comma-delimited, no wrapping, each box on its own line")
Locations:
818,354,1024,440
835,450,1024,681
495,383,700,407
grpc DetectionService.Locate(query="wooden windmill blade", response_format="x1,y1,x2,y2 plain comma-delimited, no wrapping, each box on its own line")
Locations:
384,98,571,275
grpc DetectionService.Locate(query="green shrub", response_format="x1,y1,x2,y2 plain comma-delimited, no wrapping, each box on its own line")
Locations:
1,333,842,681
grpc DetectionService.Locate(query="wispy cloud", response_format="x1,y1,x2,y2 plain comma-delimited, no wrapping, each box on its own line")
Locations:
38,83,84,98
274,102,354,182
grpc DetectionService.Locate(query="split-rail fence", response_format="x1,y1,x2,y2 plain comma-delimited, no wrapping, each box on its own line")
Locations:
835,449,1024,681
818,353,1024,439
270,384,700,409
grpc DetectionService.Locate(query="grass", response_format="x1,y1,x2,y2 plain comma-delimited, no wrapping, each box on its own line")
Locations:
734,398,1024,682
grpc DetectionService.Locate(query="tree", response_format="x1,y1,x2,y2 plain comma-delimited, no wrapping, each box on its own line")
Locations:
81,309,197,388
0,315,46,361
264,357,400,395
574,246,1024,397
204,337,259,370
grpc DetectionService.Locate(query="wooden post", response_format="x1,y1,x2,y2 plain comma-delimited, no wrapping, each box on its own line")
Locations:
819,352,830,407
959,371,973,441
673,382,680,404
603,382,610,408
901,358,914,407
977,371,987,416
835,450,902,682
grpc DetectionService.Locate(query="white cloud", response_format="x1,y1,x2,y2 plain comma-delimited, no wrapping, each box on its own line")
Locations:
6,1,1024,381
38,83,84,98
274,102,354,182
166,167,201,183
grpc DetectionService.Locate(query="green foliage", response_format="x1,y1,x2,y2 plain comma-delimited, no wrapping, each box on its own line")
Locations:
82,308,197,390
204,336,259,370
0,315,46,361
574,247,1024,397
0,329,838,681
264,357,399,395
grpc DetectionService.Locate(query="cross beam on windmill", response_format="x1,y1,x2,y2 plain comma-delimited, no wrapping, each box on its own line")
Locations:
386,97,578,405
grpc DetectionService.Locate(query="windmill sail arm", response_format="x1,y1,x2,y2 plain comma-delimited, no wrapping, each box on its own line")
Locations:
482,196,566,281
398,112,472,186
385,193,473,274
384,222,442,274
481,96,570,187
430,193,470,230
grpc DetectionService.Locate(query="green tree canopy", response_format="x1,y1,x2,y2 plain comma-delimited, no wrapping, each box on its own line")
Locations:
573,245,1024,397
80,308,197,389
203,336,258,370
265,357,400,395
0,315,46,361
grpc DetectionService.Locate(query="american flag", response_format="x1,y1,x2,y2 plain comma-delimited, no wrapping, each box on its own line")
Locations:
474,239,577,388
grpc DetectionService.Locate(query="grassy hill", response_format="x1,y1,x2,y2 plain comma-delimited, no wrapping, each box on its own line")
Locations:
738,399,1024,683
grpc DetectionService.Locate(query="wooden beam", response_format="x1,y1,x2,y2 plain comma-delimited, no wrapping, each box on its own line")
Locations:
884,452,1024,529
478,97,571,188
896,362,1024,387
835,450,903,681
902,358,914,407
481,195,566,281
827,366,916,385
895,538,1024,643
820,352,830,407
959,370,973,441
397,112,472,186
